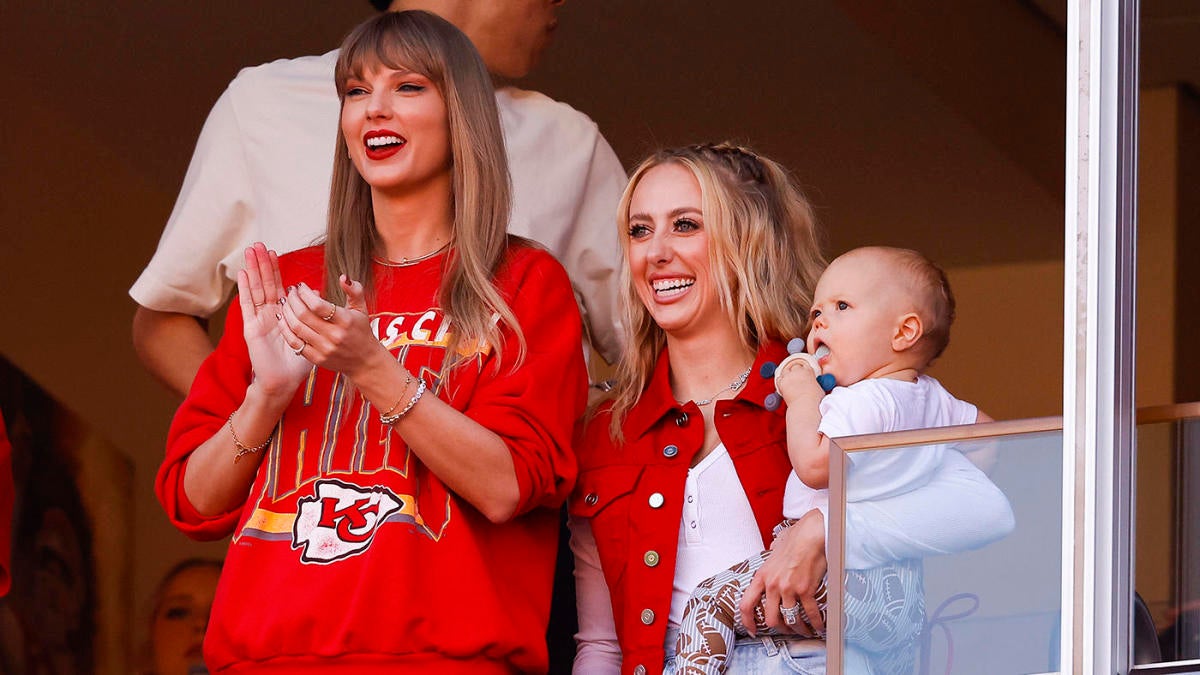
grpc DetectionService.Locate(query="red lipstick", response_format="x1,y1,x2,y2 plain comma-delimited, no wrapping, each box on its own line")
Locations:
363,129,405,161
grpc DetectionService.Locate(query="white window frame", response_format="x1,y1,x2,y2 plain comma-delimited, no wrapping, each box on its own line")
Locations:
1063,0,1139,672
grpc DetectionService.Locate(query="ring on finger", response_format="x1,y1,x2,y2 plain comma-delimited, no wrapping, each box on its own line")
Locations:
780,602,801,626
292,341,307,355
321,306,336,322
253,301,266,308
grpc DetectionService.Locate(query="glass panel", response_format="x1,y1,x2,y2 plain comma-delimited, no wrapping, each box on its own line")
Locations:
831,431,1063,674
1134,416,1200,665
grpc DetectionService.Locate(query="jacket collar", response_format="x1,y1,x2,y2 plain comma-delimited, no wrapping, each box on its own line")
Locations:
621,345,682,441
621,341,789,440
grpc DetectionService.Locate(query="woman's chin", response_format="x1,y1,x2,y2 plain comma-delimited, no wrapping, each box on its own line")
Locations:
649,311,696,336
646,296,703,329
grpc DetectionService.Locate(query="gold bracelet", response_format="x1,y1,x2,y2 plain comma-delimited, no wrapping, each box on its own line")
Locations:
380,372,414,418
228,412,273,464
380,379,426,426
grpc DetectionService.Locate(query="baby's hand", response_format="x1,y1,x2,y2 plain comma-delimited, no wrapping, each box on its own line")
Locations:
760,341,836,412
775,353,825,405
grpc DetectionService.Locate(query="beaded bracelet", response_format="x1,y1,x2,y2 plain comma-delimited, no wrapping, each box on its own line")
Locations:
228,412,273,464
380,379,426,426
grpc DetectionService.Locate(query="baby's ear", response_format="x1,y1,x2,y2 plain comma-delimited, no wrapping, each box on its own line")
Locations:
892,313,924,352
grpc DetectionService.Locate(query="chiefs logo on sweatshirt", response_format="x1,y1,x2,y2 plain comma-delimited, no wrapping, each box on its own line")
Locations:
291,479,407,563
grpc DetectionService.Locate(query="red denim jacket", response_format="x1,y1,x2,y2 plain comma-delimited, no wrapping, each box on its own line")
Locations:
571,343,793,675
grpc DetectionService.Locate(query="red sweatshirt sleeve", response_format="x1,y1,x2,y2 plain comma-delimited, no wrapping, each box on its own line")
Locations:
155,296,255,541
462,249,587,516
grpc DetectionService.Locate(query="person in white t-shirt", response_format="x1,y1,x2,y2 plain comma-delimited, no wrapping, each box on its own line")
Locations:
674,246,1000,675
131,0,626,398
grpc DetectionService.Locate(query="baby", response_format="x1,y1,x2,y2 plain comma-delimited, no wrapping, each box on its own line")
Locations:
674,246,990,674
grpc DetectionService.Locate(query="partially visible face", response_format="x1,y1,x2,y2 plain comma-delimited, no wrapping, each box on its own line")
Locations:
465,0,564,78
806,251,911,385
150,565,221,675
341,63,451,197
626,163,727,341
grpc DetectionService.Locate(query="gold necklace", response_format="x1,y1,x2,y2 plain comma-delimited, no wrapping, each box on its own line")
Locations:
373,241,451,267
676,364,753,407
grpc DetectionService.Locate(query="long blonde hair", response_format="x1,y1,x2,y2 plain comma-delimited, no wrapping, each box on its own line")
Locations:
326,10,523,371
608,143,826,438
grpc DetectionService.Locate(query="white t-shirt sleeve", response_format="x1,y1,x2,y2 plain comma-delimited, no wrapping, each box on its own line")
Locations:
558,133,627,365
817,384,894,438
129,85,255,317
498,89,627,365
569,516,622,673
820,383,945,502
838,451,1015,569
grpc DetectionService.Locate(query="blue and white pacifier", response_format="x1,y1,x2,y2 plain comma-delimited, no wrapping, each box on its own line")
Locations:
760,338,836,411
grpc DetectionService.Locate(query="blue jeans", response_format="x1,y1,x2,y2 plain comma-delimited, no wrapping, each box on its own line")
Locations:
664,629,829,674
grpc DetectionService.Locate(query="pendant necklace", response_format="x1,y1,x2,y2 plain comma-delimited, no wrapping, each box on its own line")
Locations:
373,241,451,268
677,364,753,407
